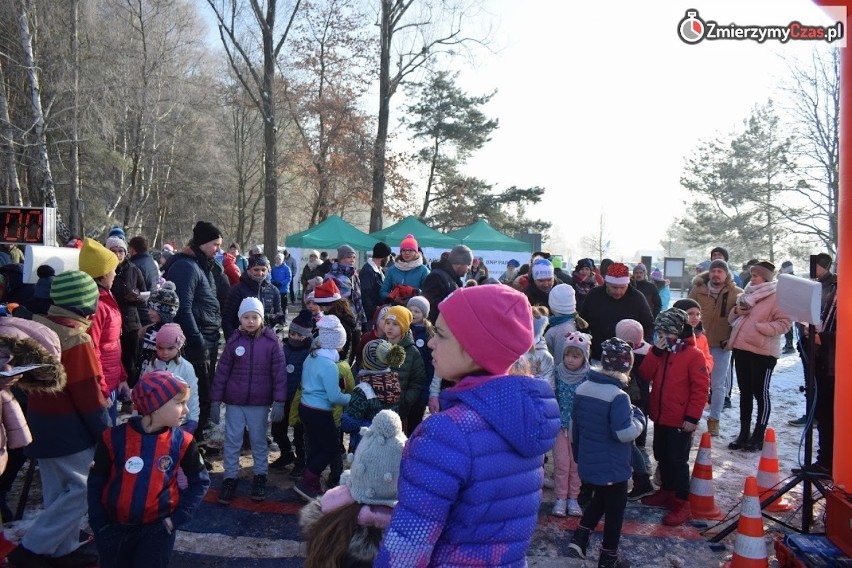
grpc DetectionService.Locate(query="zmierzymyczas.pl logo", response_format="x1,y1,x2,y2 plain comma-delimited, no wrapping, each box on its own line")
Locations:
677,9,845,45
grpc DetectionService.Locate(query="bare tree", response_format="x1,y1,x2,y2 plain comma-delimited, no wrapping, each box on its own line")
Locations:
68,0,80,235
0,57,22,205
780,47,839,255
370,0,491,232
207,0,301,254
581,211,610,261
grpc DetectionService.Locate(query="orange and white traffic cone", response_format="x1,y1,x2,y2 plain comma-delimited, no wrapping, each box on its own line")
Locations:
724,476,769,568
755,428,791,512
689,431,723,520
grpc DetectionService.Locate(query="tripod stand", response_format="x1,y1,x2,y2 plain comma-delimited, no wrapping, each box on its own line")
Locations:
710,258,832,542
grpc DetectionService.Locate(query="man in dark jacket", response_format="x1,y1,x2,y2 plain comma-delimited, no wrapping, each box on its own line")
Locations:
422,245,472,324
360,241,392,328
166,221,223,445
128,236,160,294
579,262,654,361
282,248,298,303
222,254,283,338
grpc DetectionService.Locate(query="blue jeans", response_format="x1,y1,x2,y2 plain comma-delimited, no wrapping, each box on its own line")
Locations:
95,521,176,568
708,347,732,420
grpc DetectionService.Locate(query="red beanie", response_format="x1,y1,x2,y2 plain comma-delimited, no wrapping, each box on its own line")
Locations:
438,285,533,375
400,234,418,251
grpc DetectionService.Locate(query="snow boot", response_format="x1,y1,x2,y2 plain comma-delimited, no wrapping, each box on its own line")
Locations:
598,548,631,568
567,526,591,559
744,424,766,452
627,473,655,501
641,489,674,509
294,468,322,501
728,420,751,450
706,417,720,437
662,498,692,526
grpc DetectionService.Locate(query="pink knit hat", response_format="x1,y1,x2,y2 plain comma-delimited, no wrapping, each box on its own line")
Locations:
400,234,418,252
438,285,533,375
155,323,185,348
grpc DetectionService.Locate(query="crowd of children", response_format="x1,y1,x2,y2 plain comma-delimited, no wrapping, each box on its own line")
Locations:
0,234,735,568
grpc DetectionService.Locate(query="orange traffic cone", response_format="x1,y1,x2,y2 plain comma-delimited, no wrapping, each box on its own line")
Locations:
689,432,723,519
724,476,769,568
755,428,791,512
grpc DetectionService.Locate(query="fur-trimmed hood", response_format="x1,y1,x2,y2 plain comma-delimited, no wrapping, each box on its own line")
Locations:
692,269,733,288
0,317,67,393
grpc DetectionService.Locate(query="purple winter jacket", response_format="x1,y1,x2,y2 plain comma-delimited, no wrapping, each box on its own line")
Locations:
211,326,287,406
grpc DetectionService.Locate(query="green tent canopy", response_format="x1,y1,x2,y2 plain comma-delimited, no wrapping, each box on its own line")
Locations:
369,215,458,249
447,219,533,253
284,215,377,250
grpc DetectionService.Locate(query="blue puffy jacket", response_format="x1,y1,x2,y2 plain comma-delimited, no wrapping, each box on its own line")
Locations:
376,374,559,567
571,369,644,486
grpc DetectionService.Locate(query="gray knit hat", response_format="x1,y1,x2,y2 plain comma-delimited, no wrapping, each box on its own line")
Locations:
406,296,430,319
448,245,473,266
345,410,407,506
337,244,356,259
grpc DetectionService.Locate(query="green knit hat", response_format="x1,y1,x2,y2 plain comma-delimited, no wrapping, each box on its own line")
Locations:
51,270,99,315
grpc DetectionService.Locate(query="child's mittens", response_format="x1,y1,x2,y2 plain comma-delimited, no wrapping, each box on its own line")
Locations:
209,402,222,425
270,402,286,423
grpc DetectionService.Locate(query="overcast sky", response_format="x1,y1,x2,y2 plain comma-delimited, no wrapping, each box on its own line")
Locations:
450,0,843,262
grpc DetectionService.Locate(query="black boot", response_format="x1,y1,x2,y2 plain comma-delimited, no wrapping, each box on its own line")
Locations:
599,548,631,568
744,424,766,452
567,526,591,559
728,421,751,450
627,473,654,501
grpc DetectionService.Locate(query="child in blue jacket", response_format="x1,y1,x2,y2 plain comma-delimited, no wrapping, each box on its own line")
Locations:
568,337,644,568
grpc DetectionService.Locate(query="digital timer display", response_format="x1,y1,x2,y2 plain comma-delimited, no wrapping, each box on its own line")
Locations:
0,207,56,246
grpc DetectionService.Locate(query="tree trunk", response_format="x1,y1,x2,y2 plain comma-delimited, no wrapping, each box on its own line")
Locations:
262,2,279,256
0,58,22,206
370,0,392,232
69,0,81,236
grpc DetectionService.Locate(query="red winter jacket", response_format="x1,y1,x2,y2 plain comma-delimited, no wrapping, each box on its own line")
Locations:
89,286,126,395
638,337,710,428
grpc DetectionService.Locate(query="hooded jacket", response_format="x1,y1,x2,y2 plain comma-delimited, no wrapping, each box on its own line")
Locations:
89,285,126,395
571,369,643,486
727,283,791,358
639,337,711,428
688,271,742,349
375,374,560,568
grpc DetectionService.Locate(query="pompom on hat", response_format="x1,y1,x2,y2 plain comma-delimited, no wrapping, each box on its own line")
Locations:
132,370,188,416
345,409,407,506
604,262,631,285
317,315,347,350
313,279,342,304
650,269,665,282
361,339,406,371
438,285,533,376
399,234,419,252
34,265,55,300
192,221,222,245
548,283,576,315
531,258,554,280
79,238,119,279
108,226,126,240
155,323,185,349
